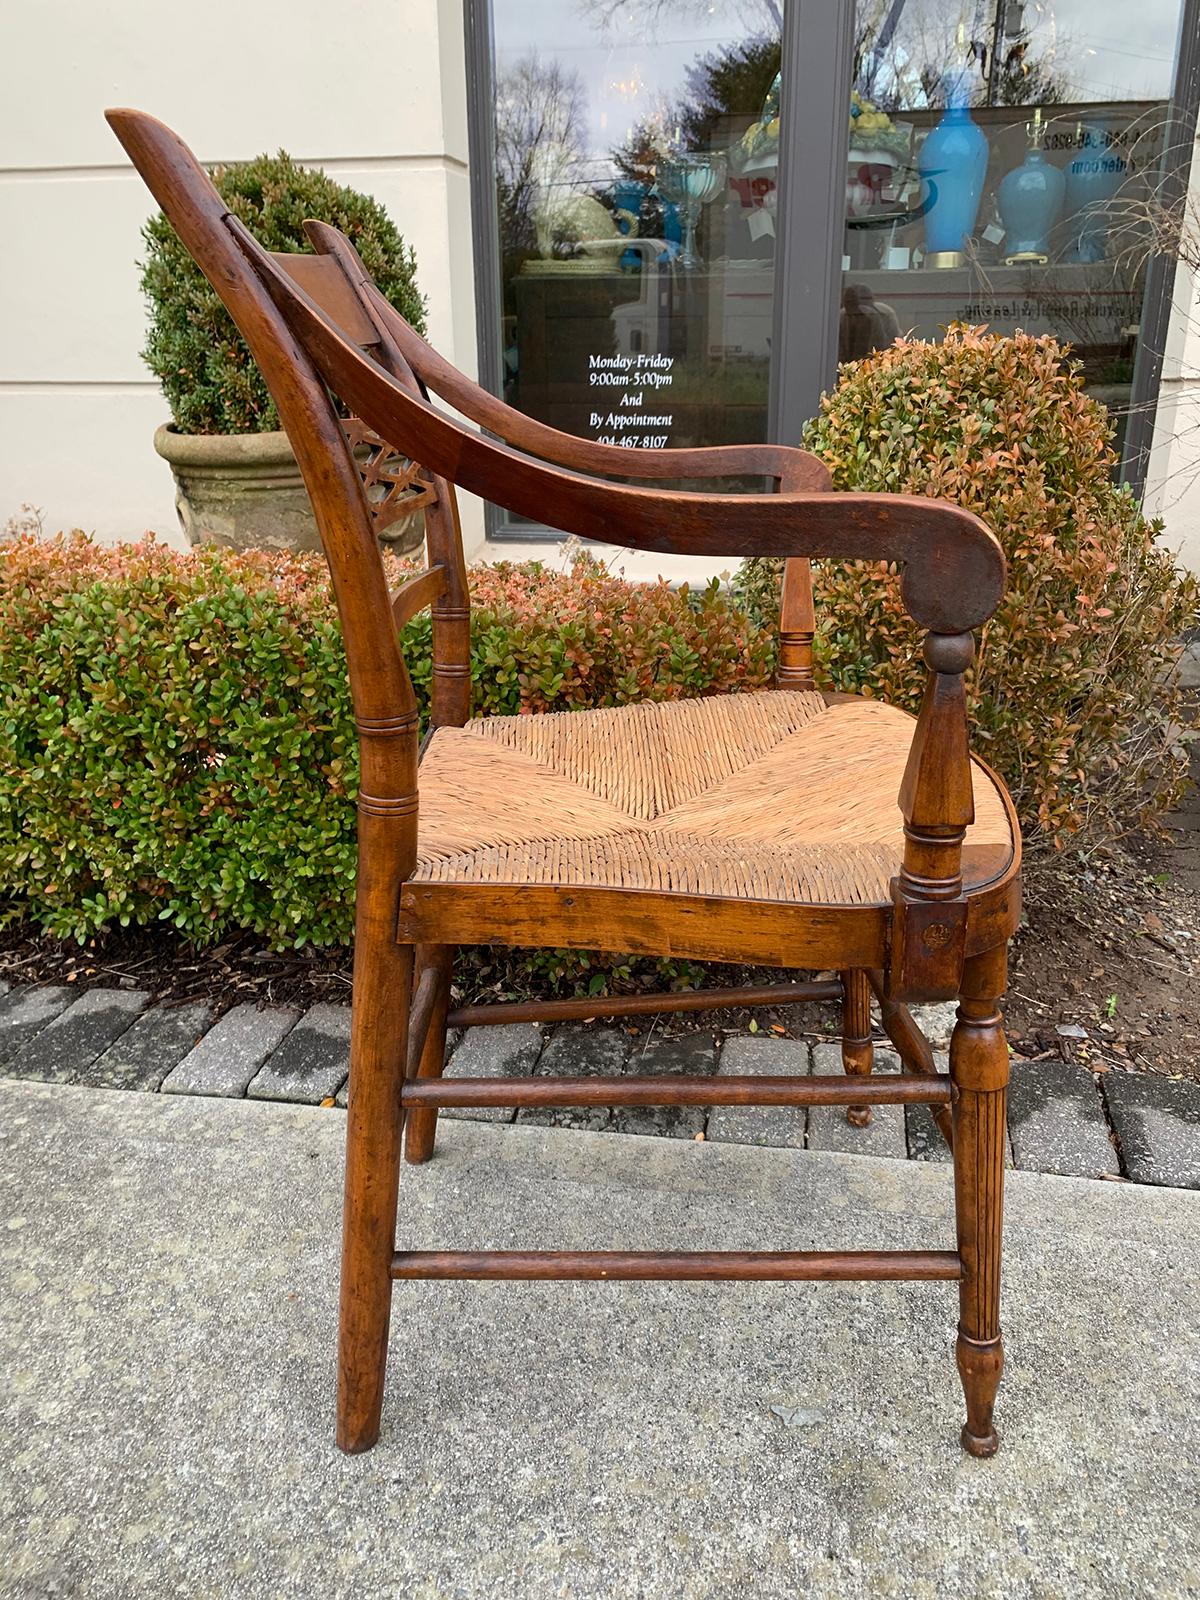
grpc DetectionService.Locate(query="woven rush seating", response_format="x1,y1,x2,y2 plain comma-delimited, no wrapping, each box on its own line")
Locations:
416,691,1014,905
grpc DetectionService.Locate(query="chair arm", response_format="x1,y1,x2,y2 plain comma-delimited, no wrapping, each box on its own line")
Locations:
244,228,1007,636
301,223,832,494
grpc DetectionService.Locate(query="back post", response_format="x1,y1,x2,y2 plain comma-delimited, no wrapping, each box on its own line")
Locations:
776,559,816,690
302,220,472,729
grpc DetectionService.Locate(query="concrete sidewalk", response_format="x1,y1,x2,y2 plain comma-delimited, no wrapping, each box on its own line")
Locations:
2,1082,1198,1600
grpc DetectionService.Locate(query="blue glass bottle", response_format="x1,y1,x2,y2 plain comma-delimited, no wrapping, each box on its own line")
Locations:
997,137,1065,263
918,68,989,264
612,179,646,271
1063,124,1126,264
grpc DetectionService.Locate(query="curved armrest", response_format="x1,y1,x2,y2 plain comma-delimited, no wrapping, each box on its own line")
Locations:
242,221,1005,637
303,222,832,494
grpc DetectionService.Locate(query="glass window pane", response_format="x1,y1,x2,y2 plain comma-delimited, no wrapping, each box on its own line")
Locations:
490,0,784,531
842,0,1185,459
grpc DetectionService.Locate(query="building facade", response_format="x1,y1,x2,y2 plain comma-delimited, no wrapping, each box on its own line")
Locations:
3,0,1199,571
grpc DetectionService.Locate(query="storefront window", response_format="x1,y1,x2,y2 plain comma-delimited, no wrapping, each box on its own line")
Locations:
842,0,1186,455
476,0,1193,535
489,0,784,529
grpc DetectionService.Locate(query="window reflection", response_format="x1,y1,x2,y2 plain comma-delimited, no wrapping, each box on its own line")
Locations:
484,0,1187,532
491,1,783,526
843,0,1186,448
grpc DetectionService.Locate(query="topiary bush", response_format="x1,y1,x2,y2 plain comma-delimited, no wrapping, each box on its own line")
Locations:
0,537,772,947
140,152,426,435
735,324,1198,846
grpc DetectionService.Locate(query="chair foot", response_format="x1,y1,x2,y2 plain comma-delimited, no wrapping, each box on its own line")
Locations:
841,968,874,1127
337,1416,384,1455
960,1423,1001,1459
956,1331,1003,1457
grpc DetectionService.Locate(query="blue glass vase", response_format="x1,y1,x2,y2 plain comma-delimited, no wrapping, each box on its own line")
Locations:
997,148,1065,262
918,72,989,261
1063,125,1126,264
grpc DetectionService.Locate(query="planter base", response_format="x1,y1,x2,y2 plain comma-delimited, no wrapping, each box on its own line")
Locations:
154,423,423,554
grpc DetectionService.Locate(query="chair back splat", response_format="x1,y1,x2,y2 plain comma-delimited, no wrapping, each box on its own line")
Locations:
108,108,1018,1465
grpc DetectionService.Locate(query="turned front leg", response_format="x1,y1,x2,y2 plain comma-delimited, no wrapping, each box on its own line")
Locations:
950,944,1009,1458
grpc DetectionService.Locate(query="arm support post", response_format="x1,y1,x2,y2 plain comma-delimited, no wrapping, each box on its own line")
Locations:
888,631,976,1001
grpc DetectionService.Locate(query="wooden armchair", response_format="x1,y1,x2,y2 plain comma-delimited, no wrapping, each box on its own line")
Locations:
109,109,1020,1461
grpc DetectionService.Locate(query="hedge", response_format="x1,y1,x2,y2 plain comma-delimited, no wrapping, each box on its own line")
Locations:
0,536,772,947
736,325,1198,846
140,151,426,436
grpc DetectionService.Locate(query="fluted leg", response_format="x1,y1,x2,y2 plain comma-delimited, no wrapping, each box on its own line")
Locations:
950,944,1009,1458
404,945,454,1165
841,968,874,1127
337,822,411,1454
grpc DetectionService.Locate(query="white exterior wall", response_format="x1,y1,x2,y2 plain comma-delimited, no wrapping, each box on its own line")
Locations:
0,0,481,550
1144,137,1200,573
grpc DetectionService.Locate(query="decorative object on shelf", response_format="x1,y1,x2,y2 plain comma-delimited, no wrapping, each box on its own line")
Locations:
997,109,1065,265
845,93,916,271
734,71,782,248
657,153,727,269
848,91,912,164
917,61,989,268
1063,123,1127,264
739,69,781,170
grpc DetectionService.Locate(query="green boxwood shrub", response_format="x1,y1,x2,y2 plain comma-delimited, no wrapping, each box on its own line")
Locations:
0,537,772,947
140,151,426,435
735,324,1198,846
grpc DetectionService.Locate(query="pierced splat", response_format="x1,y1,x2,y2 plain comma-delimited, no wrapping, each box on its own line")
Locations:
342,415,438,541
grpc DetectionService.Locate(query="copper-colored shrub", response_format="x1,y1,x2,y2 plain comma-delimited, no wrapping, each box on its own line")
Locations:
737,324,1197,846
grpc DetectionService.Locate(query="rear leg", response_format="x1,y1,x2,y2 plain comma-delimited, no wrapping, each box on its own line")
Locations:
840,968,874,1127
404,945,454,1165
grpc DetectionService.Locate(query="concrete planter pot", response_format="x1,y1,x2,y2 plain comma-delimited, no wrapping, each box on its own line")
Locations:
153,423,425,554
154,423,323,552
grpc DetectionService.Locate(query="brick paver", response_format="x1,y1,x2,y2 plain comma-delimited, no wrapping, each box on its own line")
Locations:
248,1003,351,1104
162,1003,299,1098
706,1036,809,1148
6,988,148,1084
807,1042,907,1160
0,987,74,1069
1103,1071,1200,1189
90,1003,215,1092
1008,1058,1120,1179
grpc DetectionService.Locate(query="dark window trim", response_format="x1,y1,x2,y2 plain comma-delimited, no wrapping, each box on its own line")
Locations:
463,0,505,501
769,0,856,447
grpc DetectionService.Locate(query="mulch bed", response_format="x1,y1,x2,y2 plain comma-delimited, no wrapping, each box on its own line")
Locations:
1005,830,1200,1081
4,817,1197,1077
